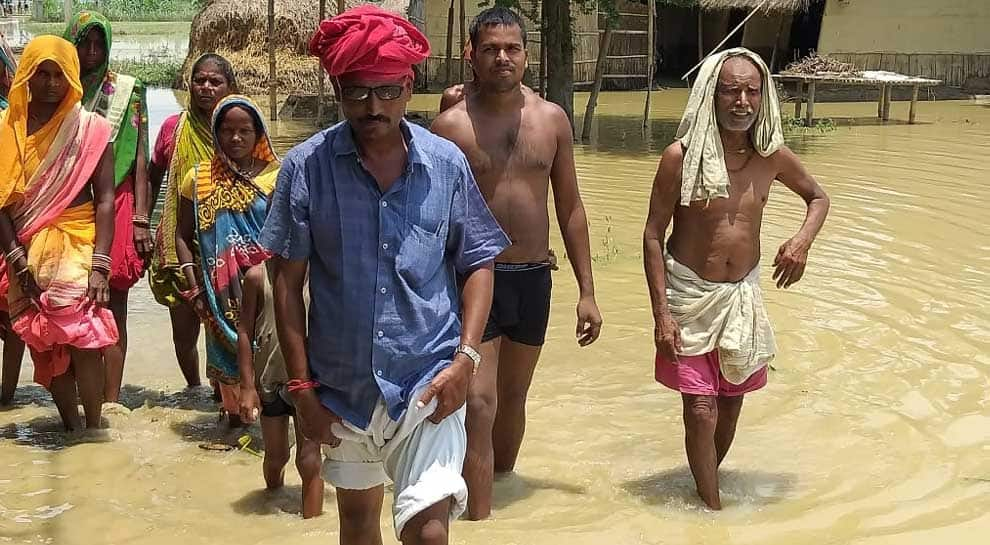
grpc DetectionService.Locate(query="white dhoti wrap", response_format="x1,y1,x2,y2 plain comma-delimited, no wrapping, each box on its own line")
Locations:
664,253,776,384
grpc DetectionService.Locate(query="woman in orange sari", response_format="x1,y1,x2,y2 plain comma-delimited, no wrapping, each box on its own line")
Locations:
0,36,117,430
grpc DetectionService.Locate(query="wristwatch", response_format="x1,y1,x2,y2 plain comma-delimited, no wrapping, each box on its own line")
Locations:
456,344,482,375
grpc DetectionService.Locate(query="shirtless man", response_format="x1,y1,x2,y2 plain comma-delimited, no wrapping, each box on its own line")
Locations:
432,6,603,520
643,49,830,510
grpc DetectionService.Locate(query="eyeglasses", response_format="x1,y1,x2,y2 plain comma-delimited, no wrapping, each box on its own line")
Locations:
339,85,404,102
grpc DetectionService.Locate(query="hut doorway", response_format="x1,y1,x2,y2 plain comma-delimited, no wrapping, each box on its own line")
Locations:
787,0,824,62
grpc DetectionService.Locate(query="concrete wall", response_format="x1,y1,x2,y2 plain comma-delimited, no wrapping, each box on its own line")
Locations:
817,0,990,86
818,0,990,55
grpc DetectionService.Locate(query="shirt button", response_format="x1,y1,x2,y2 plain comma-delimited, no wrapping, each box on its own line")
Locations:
382,243,389,250
381,200,388,208
377,330,384,338
376,370,383,377
380,287,387,294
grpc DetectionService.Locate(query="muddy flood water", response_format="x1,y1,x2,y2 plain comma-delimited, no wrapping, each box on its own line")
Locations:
1,89,988,545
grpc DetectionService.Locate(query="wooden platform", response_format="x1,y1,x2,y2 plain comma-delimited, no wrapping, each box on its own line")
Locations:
773,72,943,125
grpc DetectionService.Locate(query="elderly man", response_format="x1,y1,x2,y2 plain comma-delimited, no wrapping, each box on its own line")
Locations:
260,6,508,545
643,48,830,510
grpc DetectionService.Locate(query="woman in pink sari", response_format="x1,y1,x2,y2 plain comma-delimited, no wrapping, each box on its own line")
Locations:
0,36,118,430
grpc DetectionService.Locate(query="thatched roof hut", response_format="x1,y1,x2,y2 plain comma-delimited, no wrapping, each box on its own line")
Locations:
698,0,814,12
181,0,411,93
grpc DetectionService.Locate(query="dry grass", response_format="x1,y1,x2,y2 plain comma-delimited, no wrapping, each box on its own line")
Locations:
183,0,410,93
699,0,814,12
783,53,860,76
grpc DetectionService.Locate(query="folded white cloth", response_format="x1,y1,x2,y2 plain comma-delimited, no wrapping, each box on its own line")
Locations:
675,47,784,206
665,252,776,384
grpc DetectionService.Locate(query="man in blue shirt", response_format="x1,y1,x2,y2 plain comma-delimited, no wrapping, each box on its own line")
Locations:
260,7,509,545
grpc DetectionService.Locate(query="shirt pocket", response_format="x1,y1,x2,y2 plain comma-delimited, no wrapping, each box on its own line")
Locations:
395,220,446,288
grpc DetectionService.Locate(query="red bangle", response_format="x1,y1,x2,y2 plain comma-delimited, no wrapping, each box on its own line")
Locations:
286,379,320,393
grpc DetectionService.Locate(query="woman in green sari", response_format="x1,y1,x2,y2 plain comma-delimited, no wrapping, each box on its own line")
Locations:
148,54,237,391
64,11,151,404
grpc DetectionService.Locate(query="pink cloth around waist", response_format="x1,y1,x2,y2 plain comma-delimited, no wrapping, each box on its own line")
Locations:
655,350,767,398
13,292,118,388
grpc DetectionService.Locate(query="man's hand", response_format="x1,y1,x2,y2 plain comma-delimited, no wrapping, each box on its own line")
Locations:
291,389,343,447
576,295,602,346
133,225,154,264
773,236,810,289
87,270,110,306
418,355,472,424
654,312,682,363
239,385,262,424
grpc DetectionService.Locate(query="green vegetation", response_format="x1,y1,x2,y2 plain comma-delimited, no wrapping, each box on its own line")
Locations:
783,115,837,135
37,0,202,22
114,58,182,87
24,20,191,37
591,216,621,265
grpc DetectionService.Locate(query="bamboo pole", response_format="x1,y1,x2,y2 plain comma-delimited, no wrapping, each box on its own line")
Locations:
445,0,455,86
336,0,344,119
581,27,613,141
697,8,704,62
268,0,277,121
683,0,772,81
317,0,327,125
539,1,546,97
769,13,785,72
458,0,466,83
63,0,72,23
643,1,655,129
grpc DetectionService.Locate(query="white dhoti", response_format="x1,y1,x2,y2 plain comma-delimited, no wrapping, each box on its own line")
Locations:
664,253,777,384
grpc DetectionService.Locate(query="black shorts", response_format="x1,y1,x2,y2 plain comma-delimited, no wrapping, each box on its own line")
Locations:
261,386,295,418
482,263,552,346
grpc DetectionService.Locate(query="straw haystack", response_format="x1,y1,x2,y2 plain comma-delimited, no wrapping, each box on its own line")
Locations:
699,0,814,12
181,0,411,93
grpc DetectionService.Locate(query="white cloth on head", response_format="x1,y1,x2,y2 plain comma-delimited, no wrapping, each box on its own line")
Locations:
664,252,776,385
675,47,784,206
321,387,467,540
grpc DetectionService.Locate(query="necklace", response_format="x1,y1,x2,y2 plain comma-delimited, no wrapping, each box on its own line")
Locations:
726,150,754,173
235,157,258,178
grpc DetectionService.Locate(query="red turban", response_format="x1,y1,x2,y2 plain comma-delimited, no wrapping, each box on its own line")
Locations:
309,5,430,82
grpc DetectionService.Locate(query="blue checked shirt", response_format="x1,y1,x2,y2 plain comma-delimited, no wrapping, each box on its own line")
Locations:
260,120,509,428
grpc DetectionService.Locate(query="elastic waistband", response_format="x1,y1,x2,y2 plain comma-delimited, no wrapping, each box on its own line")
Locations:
495,262,550,272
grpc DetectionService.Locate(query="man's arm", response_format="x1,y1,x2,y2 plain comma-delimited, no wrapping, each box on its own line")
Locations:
271,256,340,445
419,262,494,424
271,257,309,382
643,143,684,362
772,146,831,289
547,105,602,346
89,147,115,306
236,266,263,423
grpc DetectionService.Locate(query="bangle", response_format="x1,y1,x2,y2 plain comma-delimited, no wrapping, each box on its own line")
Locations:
5,246,26,264
286,379,320,393
179,262,197,272
91,253,112,274
132,214,150,227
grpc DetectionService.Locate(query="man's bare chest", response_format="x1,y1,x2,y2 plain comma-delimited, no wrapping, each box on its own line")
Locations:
465,122,555,179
